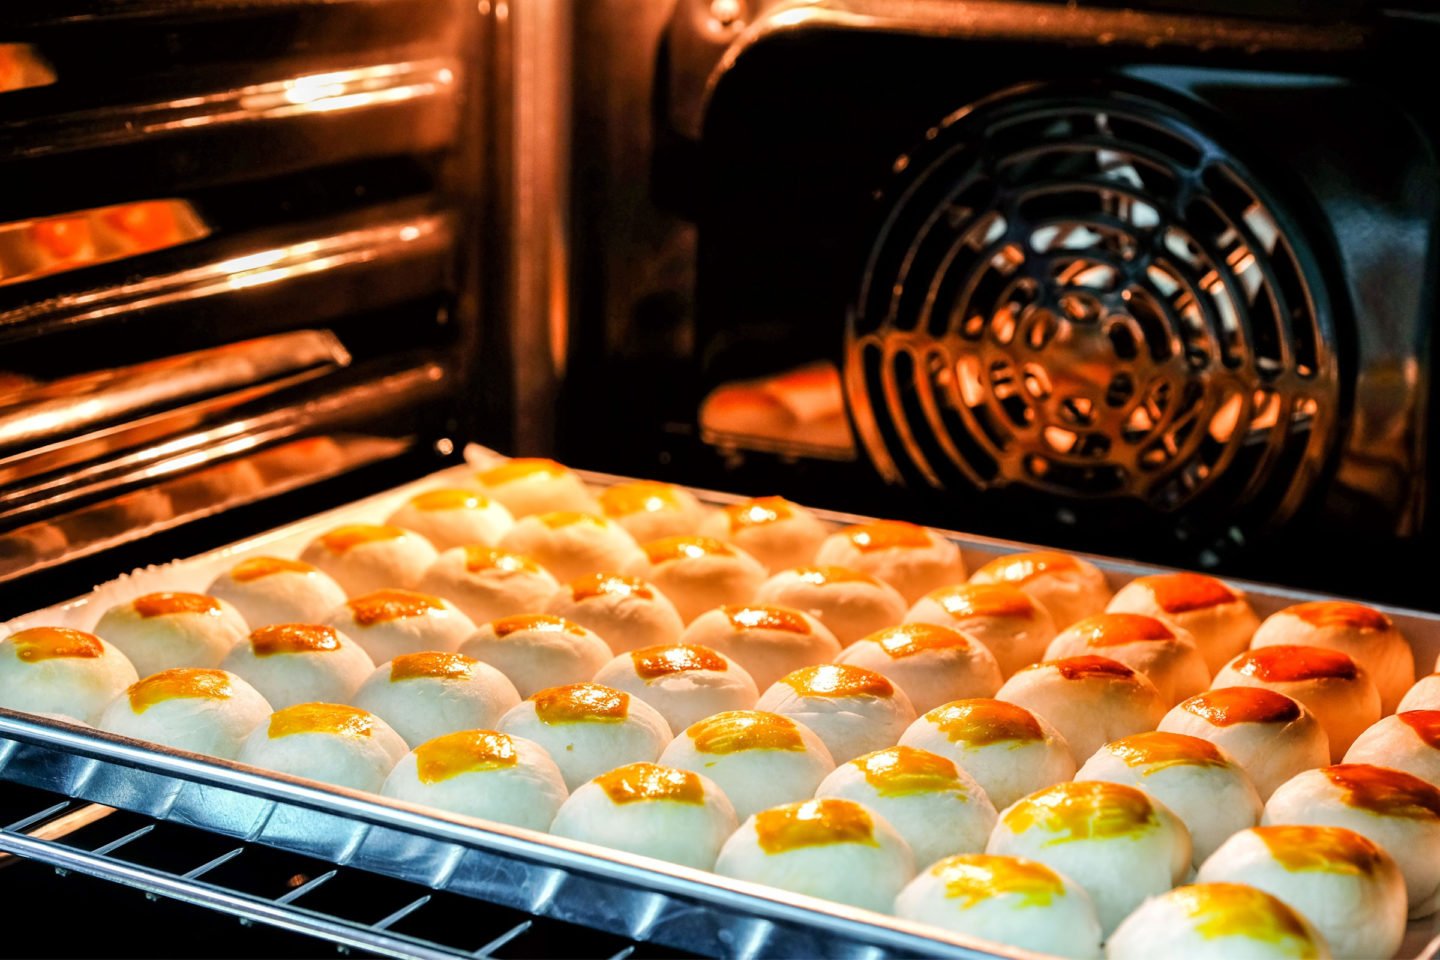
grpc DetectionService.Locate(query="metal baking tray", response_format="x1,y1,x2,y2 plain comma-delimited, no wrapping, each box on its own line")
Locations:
4,454,1440,960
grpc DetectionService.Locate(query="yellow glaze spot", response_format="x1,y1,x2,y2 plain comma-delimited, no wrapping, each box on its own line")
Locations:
415,730,518,783
631,644,728,679
688,711,804,754
1001,781,1156,845
599,481,683,517
409,488,488,512
782,663,893,698
975,551,1079,586
133,592,221,618
128,668,232,713
595,762,704,805
755,798,878,854
462,546,541,574
1045,655,1137,681
928,582,1035,620
476,458,567,486
317,524,407,554
1399,710,1440,750
533,683,629,725
9,626,103,662
268,702,375,740
537,511,604,530
348,590,446,626
723,496,796,532
872,622,972,659
643,536,733,563
844,520,932,552
389,651,478,682
230,556,316,582
250,624,342,657
1106,731,1226,775
490,614,587,638
1253,825,1385,878
1232,646,1359,682
933,854,1066,910
1323,764,1440,820
1289,601,1392,632
1070,613,1174,646
1172,883,1319,952
1138,573,1237,615
1181,687,1301,727
792,566,879,586
854,746,964,797
722,605,811,635
571,572,654,602
928,699,1044,747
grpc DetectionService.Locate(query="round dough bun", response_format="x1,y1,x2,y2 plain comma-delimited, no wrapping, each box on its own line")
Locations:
1213,646,1380,762
986,780,1191,935
326,590,476,665
1252,602,1414,713
625,536,768,624
659,710,834,821
904,582,1057,678
1106,572,1260,674
995,656,1165,763
816,745,997,869
700,496,828,572
498,512,645,584
835,623,1003,714
1106,883,1330,960
969,551,1111,630
351,651,521,747
385,488,515,551
894,854,1103,960
0,626,138,724
1197,825,1407,960
1160,687,1330,800
592,643,759,734
99,667,271,759
220,623,375,709
544,572,684,654
754,566,907,647
1400,673,1440,712
549,762,737,870
813,520,965,605
417,545,560,625
471,457,598,517
597,480,708,543
94,591,250,677
755,663,917,764
1344,711,1440,790
208,556,347,627
1042,613,1209,706
900,698,1076,811
381,729,567,831
679,604,841,691
299,523,438,595
459,614,611,698
714,797,916,913
237,702,408,792
1075,731,1262,867
1263,763,1440,918
498,682,672,790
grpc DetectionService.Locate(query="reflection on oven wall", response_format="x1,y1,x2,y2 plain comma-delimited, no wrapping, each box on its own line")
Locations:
546,0,1440,608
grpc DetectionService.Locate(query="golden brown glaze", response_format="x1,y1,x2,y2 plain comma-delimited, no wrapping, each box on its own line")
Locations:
1172,883,1318,949
1042,655,1137,681
316,524,407,554
843,520,933,552
8,626,104,662
723,496,796,532
1070,613,1175,646
537,511,603,529
490,614,587,638
928,699,1045,747
389,651,478,682
721,605,812,635
598,481,683,517
642,536,734,563
415,730,518,783
975,551,1080,585
532,683,630,724
792,566,880,586
1232,645,1359,682
268,702,375,739
347,590,446,626
250,624,342,657
229,556,316,582
630,644,728,679
476,458,566,486
128,668,232,713
927,583,1036,620
781,664,894,698
854,746,963,797
462,546,542,574
871,623,972,659
687,711,805,754
754,798,878,854
133,592,222,618
1180,687,1301,727
1399,710,1440,750
1001,781,1157,842
1288,601,1393,632
595,762,704,805
1322,764,1440,820
408,488,488,512
570,573,654,602
1252,825,1385,877
933,855,1066,909
1138,573,1238,615
1106,731,1227,773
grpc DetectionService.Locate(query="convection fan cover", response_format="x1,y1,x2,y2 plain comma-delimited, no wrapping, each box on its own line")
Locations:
846,84,1341,532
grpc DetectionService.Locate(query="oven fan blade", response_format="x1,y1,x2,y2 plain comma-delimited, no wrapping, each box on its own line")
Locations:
845,85,1340,539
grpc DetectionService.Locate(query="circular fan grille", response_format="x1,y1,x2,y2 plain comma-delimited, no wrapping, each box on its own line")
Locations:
847,86,1338,526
